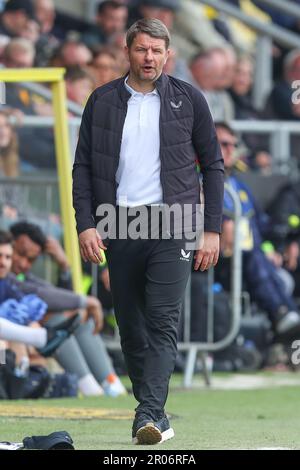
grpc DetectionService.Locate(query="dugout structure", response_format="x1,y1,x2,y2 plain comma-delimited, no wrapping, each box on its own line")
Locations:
0,68,82,293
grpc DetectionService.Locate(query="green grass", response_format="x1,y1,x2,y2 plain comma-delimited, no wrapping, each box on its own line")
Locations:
1,374,300,450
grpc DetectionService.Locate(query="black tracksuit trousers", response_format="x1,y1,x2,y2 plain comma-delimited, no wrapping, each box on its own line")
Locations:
105,211,194,420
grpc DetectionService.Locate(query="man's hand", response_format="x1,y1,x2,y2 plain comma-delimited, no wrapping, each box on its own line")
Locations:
78,228,106,264
85,296,104,333
45,237,69,271
194,231,220,271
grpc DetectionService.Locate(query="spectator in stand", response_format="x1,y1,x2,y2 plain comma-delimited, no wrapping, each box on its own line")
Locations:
88,46,122,88
190,48,235,121
1,36,35,68
137,0,176,30
0,230,80,358
267,181,300,296
34,0,56,36
0,0,40,43
65,66,95,106
50,40,92,68
9,221,127,397
22,17,40,44
162,46,193,83
229,55,272,171
229,55,256,119
34,0,60,66
216,122,300,341
1,38,56,170
0,110,23,225
81,1,128,49
220,46,237,90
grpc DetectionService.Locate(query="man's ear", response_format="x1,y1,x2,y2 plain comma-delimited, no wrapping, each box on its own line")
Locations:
124,45,129,61
164,49,170,65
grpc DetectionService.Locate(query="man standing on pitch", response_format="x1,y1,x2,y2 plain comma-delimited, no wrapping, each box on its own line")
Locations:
73,18,224,445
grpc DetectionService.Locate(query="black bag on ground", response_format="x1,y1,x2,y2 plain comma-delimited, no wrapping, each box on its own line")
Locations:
0,431,75,450
23,431,74,450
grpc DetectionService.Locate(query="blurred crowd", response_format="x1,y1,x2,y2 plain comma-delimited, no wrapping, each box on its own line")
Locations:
1,0,300,172
0,0,300,397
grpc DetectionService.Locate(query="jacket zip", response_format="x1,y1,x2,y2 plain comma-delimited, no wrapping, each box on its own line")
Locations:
113,103,128,204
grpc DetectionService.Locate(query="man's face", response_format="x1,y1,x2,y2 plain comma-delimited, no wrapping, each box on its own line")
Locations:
216,127,238,170
62,44,92,67
5,50,34,68
98,6,128,36
92,53,119,87
12,235,41,275
126,33,169,85
35,0,55,34
8,11,30,35
0,243,13,279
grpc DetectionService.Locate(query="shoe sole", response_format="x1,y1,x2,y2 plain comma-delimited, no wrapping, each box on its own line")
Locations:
132,424,175,445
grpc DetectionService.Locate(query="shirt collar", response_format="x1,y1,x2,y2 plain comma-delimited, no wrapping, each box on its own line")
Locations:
124,76,158,97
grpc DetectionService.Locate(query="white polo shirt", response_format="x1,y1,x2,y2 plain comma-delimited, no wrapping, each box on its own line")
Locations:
116,78,163,207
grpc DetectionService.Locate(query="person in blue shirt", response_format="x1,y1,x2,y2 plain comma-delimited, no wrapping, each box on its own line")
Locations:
216,121,300,340
0,229,80,355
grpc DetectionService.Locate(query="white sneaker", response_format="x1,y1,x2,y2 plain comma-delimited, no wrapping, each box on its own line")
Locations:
102,375,127,397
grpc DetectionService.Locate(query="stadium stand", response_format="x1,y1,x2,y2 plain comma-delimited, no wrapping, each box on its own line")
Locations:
0,0,300,398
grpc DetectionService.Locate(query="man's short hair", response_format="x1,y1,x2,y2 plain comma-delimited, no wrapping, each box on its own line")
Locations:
97,1,127,15
215,121,236,136
126,18,170,50
0,230,13,246
10,221,47,250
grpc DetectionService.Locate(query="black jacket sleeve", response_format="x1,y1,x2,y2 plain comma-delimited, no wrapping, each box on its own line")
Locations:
72,91,97,235
191,88,224,233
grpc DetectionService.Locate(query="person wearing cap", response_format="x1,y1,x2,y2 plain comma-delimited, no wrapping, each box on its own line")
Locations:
0,0,40,42
73,18,224,445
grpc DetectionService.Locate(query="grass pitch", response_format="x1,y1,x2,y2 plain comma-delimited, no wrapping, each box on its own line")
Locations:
1,373,300,450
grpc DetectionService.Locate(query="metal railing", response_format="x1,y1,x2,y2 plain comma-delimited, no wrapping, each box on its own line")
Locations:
202,0,300,48
231,120,300,175
257,0,300,20
11,116,300,173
